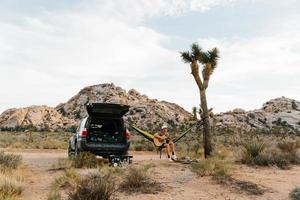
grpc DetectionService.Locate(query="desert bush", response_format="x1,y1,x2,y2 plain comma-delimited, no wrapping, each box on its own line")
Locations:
72,152,97,168
252,150,290,169
0,173,23,199
191,157,231,182
47,188,62,200
0,152,22,170
212,147,233,160
119,166,162,194
290,187,300,200
54,168,79,189
233,179,264,195
68,173,116,200
240,140,265,164
277,140,300,164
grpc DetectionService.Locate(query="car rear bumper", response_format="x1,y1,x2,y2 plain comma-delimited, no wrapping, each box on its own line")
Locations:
77,139,130,156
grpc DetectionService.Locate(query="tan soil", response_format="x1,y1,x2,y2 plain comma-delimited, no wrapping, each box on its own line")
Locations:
3,149,300,200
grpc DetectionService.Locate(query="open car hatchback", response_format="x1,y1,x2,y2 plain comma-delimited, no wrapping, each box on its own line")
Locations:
68,103,131,158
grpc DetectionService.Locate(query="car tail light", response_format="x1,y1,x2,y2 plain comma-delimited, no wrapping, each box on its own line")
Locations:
80,128,89,137
124,129,130,140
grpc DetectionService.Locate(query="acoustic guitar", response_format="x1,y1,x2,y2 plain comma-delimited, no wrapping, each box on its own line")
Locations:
153,135,170,147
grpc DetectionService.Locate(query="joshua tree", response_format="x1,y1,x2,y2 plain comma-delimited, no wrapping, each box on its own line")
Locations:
180,43,219,158
192,106,198,120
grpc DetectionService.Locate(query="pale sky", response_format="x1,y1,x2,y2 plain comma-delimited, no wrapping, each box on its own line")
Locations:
0,0,300,114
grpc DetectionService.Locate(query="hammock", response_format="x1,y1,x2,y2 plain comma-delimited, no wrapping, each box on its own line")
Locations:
130,122,201,145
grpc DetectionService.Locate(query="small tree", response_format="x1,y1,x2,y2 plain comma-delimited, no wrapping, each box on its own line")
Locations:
180,43,219,158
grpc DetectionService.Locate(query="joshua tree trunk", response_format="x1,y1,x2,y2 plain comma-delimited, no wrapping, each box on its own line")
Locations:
199,89,212,158
191,61,212,158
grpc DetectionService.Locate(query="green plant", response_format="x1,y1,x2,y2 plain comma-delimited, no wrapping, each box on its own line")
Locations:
120,166,162,194
72,152,97,168
0,152,22,170
68,173,116,200
290,187,300,200
241,140,265,164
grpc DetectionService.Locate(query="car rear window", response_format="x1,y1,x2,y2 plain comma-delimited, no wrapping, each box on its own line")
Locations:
87,118,125,143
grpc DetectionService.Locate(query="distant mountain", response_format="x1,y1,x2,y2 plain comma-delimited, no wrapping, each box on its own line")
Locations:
214,97,300,134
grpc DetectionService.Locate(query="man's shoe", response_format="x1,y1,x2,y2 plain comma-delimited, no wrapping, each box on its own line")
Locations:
171,155,177,160
168,157,173,162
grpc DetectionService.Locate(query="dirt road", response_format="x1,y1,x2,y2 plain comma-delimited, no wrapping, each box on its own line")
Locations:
4,149,300,200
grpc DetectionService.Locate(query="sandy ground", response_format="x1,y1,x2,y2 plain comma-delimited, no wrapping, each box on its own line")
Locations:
3,148,300,200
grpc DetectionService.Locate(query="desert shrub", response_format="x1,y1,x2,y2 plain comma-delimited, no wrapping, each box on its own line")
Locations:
72,152,97,168
47,188,62,200
253,150,290,169
233,179,264,195
191,158,232,182
241,140,265,164
0,152,22,170
277,140,300,164
120,166,162,194
290,187,300,200
0,173,23,199
54,168,79,189
212,147,233,160
68,173,116,200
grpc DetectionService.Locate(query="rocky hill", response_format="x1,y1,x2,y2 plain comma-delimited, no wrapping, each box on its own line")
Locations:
0,106,75,131
56,83,192,130
0,83,192,131
214,97,300,134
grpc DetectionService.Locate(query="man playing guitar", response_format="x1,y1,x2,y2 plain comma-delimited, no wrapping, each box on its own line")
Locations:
154,124,177,161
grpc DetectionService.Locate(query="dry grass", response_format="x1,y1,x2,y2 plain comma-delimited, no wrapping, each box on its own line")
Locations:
72,152,98,168
0,174,23,200
119,166,162,194
0,131,71,149
0,153,23,200
0,152,22,170
47,188,62,200
191,157,232,182
68,172,116,200
50,158,73,171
